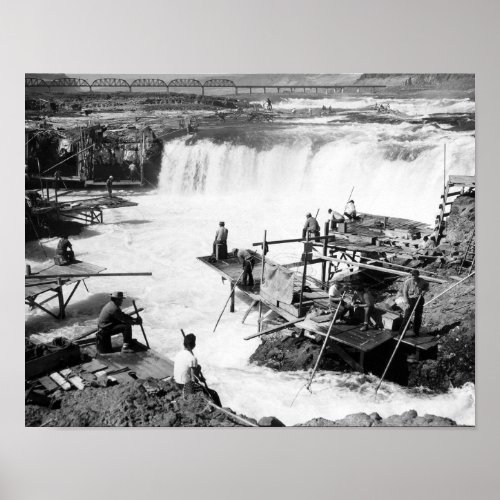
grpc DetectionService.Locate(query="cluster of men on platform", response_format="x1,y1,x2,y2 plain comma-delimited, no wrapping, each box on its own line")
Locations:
328,269,428,336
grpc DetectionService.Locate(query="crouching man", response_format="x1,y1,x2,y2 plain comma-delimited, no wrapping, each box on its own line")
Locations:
96,291,142,354
174,333,221,405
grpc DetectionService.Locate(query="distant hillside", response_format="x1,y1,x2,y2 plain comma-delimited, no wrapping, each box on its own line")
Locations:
355,73,475,90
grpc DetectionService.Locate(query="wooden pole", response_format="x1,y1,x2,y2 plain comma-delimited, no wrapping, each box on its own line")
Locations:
26,272,153,280
315,254,446,284
321,221,329,288
42,144,94,175
57,278,65,319
375,294,423,395
443,144,446,194
230,287,235,313
424,271,474,306
132,300,149,349
213,270,245,333
298,234,309,314
244,319,303,341
258,230,267,332
73,307,144,342
306,292,346,390
344,186,354,213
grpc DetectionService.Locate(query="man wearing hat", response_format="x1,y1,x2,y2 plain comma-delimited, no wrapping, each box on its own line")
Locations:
213,221,228,260
97,292,142,353
302,212,320,241
399,270,429,337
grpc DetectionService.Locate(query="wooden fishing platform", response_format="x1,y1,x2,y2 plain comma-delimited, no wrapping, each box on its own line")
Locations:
57,195,138,224
28,190,138,226
27,336,174,394
84,180,142,188
333,212,431,240
25,260,106,319
199,218,442,372
82,338,174,380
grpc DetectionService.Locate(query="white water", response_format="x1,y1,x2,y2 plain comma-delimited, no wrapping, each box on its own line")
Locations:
268,96,475,116
26,96,476,425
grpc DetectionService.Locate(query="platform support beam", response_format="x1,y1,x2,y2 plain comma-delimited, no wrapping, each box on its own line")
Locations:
57,278,65,319
230,285,235,313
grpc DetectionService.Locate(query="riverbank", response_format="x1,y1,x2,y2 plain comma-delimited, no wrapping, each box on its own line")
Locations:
25,377,457,427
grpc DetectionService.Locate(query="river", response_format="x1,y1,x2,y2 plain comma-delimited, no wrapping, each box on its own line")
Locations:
25,94,476,425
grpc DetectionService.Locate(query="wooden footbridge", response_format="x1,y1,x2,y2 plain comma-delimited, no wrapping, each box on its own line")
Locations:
198,212,448,372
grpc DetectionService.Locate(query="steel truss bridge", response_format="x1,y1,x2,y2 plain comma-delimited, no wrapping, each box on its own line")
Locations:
26,77,385,94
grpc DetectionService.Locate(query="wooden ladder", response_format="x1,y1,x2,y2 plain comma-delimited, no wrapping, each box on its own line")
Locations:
457,229,476,274
434,179,465,243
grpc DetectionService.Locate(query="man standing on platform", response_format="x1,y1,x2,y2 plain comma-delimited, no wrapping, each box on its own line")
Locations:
97,291,142,353
106,175,113,198
213,221,228,259
233,248,255,286
302,212,320,241
353,285,377,332
399,270,429,337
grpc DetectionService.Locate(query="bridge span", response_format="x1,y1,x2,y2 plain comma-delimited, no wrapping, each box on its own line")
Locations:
26,76,385,95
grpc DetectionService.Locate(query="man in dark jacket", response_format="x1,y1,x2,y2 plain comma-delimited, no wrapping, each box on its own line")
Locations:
97,291,142,353
233,248,255,286
56,236,75,265
302,212,320,241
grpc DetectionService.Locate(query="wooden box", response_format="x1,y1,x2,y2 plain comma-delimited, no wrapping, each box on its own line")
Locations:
26,343,81,380
382,312,402,331
337,222,348,233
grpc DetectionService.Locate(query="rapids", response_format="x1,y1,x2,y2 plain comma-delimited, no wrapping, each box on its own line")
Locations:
25,95,476,425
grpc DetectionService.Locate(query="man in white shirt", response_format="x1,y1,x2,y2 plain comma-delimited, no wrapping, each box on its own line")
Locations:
174,333,201,390
328,282,351,323
344,200,358,220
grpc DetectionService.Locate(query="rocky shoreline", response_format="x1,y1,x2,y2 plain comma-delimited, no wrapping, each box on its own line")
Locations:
25,378,458,427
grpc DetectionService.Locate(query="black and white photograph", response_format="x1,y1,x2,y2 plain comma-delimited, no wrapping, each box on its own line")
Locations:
25,72,476,427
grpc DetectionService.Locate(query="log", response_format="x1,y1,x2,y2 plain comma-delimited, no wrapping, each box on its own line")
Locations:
315,254,446,283
244,319,302,340
73,306,143,342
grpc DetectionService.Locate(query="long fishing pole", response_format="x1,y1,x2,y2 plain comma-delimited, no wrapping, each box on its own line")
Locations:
179,329,217,404
290,293,347,407
305,291,346,391
344,185,355,212
375,293,423,395
213,269,245,333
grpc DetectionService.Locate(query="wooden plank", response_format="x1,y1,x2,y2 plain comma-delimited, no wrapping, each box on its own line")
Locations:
316,255,447,283
296,318,395,353
399,335,438,350
449,175,475,187
83,341,174,380
244,319,302,340
26,272,152,280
